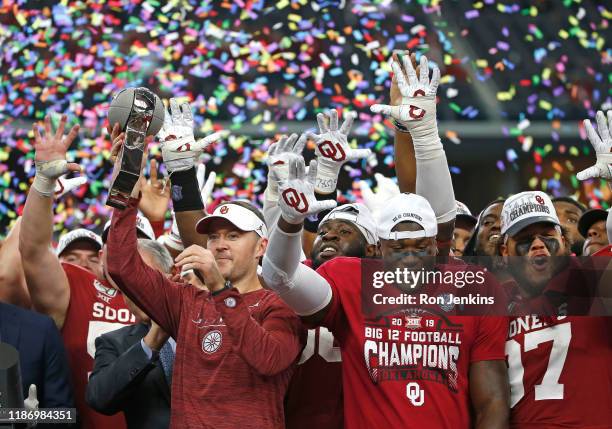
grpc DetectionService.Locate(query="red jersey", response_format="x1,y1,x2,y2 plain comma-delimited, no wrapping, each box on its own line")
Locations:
316,257,508,429
285,257,343,429
107,202,305,428
285,326,343,429
593,244,612,256
505,258,612,428
61,263,134,429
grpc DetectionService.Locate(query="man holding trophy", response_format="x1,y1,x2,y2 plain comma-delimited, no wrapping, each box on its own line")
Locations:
103,97,305,428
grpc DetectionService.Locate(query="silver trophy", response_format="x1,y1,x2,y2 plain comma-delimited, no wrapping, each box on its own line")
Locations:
107,87,162,209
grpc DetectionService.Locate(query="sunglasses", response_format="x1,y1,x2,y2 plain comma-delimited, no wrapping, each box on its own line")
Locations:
513,235,560,256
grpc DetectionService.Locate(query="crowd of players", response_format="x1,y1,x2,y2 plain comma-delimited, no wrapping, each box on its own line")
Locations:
0,50,610,429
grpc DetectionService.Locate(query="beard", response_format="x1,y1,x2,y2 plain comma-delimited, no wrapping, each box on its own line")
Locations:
311,239,367,269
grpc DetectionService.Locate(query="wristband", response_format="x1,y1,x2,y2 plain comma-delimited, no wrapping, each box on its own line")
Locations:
169,167,204,212
314,161,340,194
32,159,68,197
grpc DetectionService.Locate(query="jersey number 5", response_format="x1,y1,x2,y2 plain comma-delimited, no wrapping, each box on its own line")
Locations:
505,323,572,407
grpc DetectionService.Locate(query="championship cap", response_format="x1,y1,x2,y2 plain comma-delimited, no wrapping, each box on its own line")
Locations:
320,203,378,245
376,193,438,240
500,191,560,237
196,203,268,238
101,213,156,242
577,208,608,238
56,229,103,256
455,200,477,228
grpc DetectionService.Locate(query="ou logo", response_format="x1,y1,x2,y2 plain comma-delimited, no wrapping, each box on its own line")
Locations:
176,142,192,152
318,140,346,162
408,89,426,120
282,188,309,213
406,382,425,406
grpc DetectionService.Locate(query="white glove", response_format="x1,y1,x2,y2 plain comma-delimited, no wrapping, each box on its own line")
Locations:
265,134,307,201
359,173,400,215
577,110,612,181
24,384,39,410
370,55,441,160
308,109,371,194
54,174,87,198
196,163,216,208
275,157,337,224
158,99,227,173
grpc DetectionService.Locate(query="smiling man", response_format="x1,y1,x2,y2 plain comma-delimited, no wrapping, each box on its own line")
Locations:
286,203,378,429
106,194,304,428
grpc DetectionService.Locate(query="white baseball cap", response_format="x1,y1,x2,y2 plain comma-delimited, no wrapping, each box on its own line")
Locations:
56,229,103,256
376,193,438,240
196,203,268,238
320,203,378,245
101,213,156,242
500,191,560,237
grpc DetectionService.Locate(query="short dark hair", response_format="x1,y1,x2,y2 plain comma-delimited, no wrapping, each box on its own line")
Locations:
219,200,266,224
551,197,587,213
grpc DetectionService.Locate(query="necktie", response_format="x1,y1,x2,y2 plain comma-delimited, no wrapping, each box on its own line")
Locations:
159,341,174,386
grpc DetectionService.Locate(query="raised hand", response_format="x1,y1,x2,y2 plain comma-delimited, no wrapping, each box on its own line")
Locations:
577,110,612,181
370,54,440,134
158,98,227,174
31,114,82,197
138,159,171,221
275,156,337,224
265,133,307,201
359,173,400,215
308,109,371,194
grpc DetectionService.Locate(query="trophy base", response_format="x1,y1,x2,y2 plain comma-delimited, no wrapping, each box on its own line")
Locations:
106,170,141,210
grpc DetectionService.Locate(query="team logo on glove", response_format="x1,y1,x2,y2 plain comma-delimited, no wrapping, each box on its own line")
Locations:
176,142,192,152
408,89,427,120
282,188,309,213
317,141,347,162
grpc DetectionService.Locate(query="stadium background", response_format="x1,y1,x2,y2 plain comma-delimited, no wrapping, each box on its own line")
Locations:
0,0,610,239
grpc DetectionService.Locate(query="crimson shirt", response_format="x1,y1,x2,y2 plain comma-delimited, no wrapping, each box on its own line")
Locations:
285,258,344,429
106,201,304,428
316,257,507,429
504,258,612,428
61,263,134,429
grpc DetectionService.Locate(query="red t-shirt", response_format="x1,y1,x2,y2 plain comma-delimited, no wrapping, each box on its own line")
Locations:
504,258,612,428
316,257,508,429
61,263,134,429
593,244,612,256
285,257,343,429
107,202,305,428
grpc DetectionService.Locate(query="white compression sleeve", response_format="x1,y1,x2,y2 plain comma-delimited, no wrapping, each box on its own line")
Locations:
262,226,332,316
415,150,457,224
